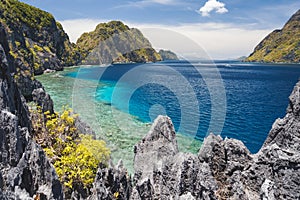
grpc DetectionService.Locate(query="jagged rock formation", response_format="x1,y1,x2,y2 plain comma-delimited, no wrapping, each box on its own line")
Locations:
246,9,300,63
88,161,132,200
158,49,179,61
76,21,162,65
129,84,300,199
0,26,63,199
131,116,219,199
32,88,54,114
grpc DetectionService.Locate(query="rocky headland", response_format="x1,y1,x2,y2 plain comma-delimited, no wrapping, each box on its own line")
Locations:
158,50,179,61
76,21,162,65
246,9,300,63
0,0,178,100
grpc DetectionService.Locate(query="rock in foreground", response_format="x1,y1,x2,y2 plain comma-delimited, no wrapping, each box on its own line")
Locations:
129,80,300,199
0,30,63,199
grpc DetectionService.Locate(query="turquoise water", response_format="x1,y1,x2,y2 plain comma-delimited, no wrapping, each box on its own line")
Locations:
37,60,300,172
37,65,201,174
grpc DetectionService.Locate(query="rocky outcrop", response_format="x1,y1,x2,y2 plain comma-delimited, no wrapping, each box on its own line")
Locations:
32,88,54,114
0,22,63,199
0,111,63,199
0,0,80,100
246,9,300,63
158,49,179,61
130,82,300,199
76,21,162,65
0,0,80,73
75,117,97,139
89,161,132,200
131,116,219,199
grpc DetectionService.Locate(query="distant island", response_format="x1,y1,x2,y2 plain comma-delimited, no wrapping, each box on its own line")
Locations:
77,21,162,65
158,49,179,61
246,9,300,63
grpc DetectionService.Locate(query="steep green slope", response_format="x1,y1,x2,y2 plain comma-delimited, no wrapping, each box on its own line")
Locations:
246,9,300,63
0,0,80,74
77,21,162,64
158,49,179,60
0,0,80,99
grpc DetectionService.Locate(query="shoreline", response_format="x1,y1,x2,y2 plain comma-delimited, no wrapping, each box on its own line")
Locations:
36,68,202,174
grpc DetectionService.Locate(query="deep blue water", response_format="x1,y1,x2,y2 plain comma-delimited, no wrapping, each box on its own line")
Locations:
65,60,300,153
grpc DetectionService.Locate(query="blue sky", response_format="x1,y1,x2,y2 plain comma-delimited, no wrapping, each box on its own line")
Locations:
20,0,300,59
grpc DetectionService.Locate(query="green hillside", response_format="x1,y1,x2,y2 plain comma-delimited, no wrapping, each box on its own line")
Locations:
246,9,300,63
0,0,80,74
77,21,162,64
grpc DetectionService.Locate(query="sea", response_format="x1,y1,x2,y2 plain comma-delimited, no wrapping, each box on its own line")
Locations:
36,60,300,173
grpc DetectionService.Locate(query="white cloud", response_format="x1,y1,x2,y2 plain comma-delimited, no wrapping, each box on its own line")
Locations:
198,0,228,17
60,18,271,59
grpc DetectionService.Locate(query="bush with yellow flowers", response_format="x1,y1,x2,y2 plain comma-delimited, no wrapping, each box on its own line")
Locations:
30,105,110,197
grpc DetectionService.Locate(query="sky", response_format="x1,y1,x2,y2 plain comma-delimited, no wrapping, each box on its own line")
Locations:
20,0,300,59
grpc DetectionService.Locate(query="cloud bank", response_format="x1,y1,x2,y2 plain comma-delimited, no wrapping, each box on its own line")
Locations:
199,0,228,17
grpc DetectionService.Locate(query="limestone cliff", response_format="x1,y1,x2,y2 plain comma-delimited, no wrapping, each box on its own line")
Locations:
0,0,80,99
76,21,162,65
0,23,63,199
246,9,300,63
0,0,80,73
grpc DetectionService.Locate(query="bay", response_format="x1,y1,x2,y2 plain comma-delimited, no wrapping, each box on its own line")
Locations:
37,60,300,172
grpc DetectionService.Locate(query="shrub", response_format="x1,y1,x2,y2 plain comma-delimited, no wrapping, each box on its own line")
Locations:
30,106,111,196
53,141,99,189
80,134,111,163
33,44,43,52
43,46,51,53
15,41,21,47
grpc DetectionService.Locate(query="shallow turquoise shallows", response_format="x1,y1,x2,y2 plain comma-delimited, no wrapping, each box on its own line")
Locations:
37,60,300,173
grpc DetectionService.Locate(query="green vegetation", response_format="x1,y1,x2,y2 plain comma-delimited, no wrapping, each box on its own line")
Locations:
0,0,54,30
33,44,43,52
246,9,300,63
31,106,110,197
43,46,51,53
123,48,162,63
0,0,80,77
76,20,162,64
